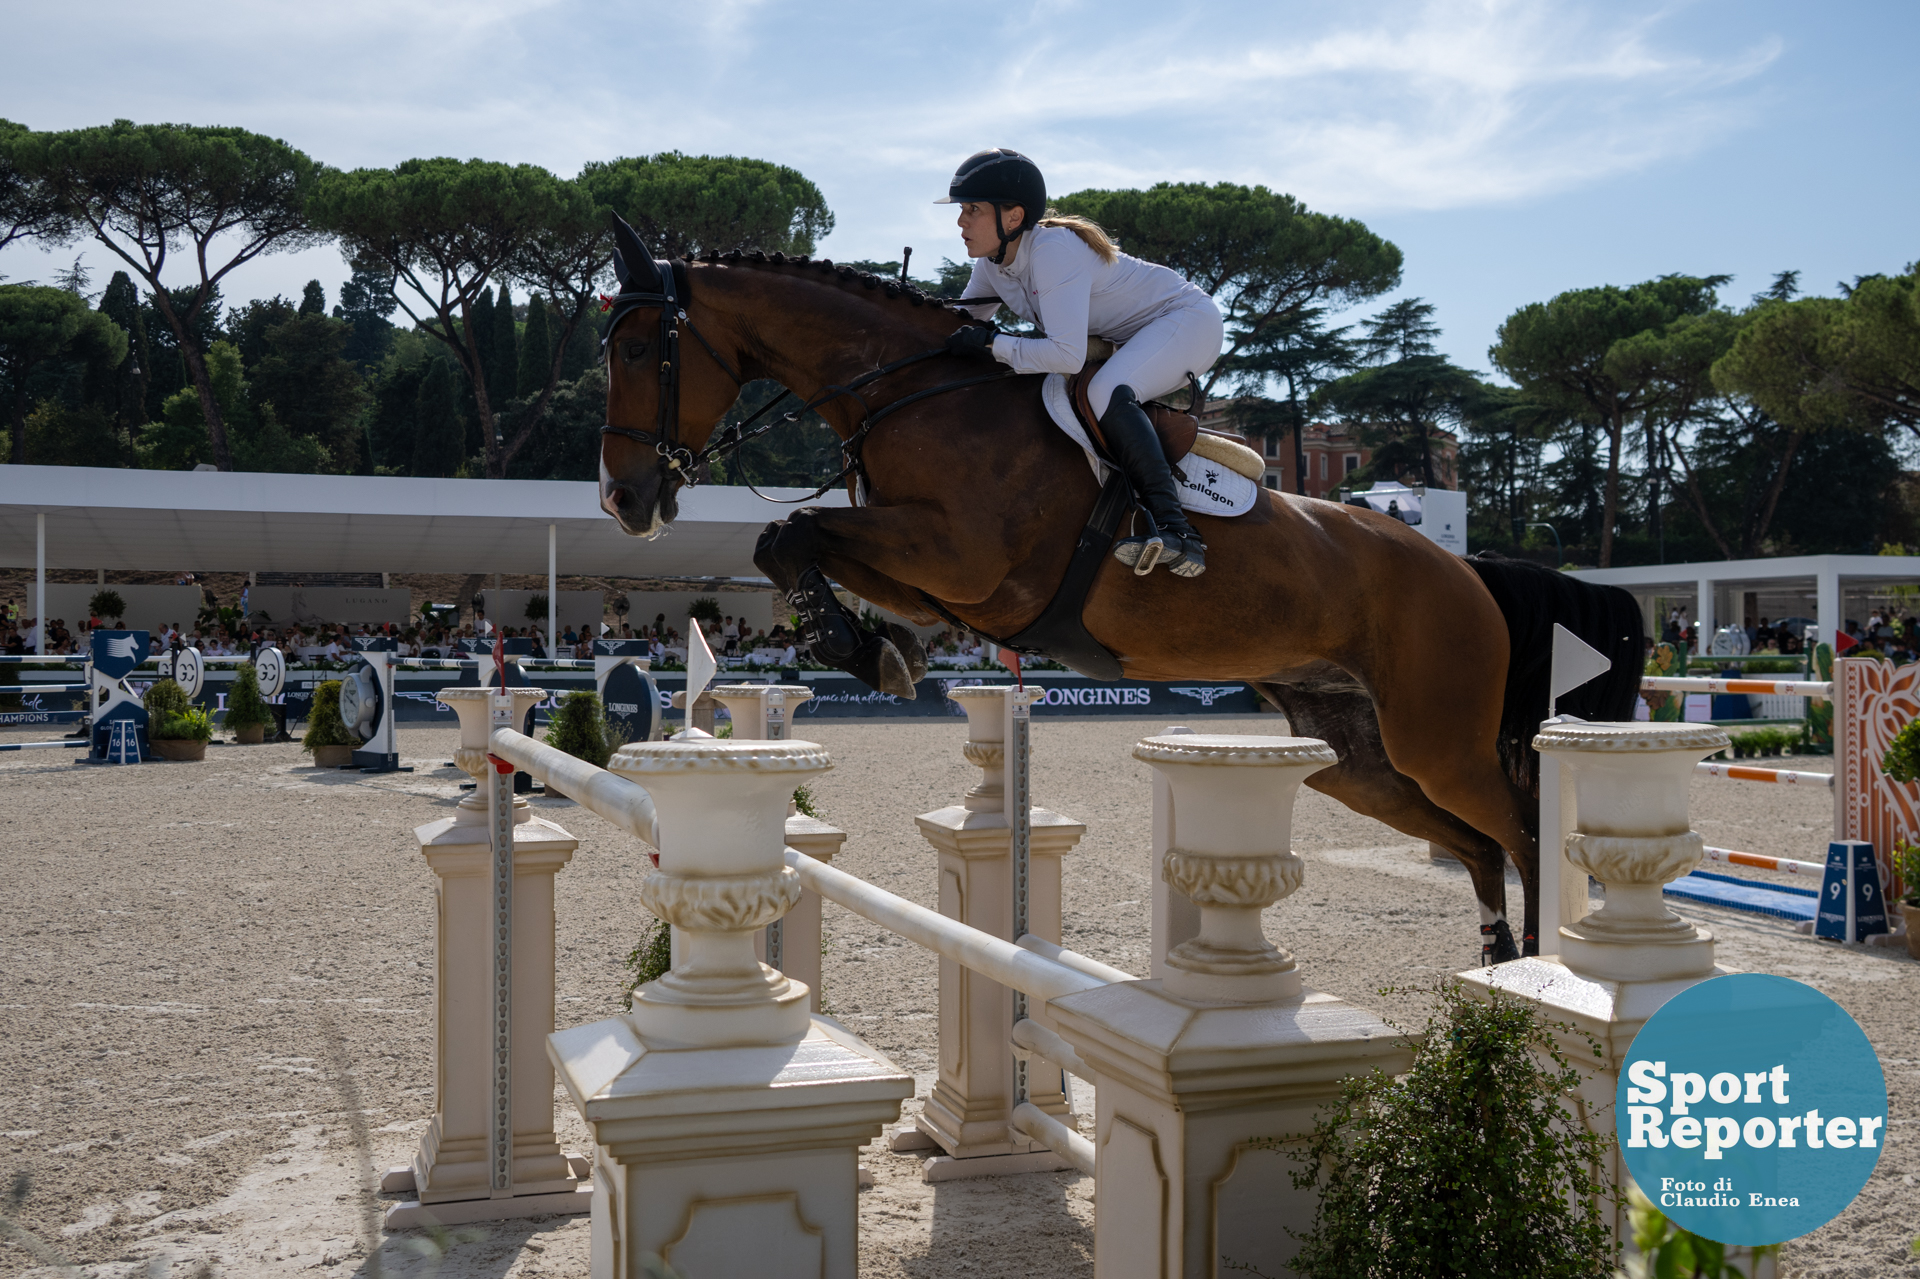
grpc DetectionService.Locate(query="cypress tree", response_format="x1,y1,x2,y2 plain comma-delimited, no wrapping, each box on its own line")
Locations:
468,286,496,396
299,280,326,315
98,272,151,434
412,359,465,477
559,309,599,381
490,283,519,410
517,294,552,398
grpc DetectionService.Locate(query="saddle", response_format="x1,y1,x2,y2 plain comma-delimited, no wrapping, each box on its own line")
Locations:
1067,363,1199,465
1066,356,1265,482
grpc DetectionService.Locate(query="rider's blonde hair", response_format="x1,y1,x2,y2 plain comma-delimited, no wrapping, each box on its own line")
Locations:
1033,209,1120,263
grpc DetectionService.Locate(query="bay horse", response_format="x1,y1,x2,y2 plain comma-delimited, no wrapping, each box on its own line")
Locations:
596,226,1643,963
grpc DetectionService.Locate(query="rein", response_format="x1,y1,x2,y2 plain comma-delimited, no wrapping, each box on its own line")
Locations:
600,261,1014,504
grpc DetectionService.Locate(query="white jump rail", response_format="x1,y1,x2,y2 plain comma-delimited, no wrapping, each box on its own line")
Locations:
1694,761,1834,787
1703,845,1826,876
1642,675,1832,701
488,719,1105,1179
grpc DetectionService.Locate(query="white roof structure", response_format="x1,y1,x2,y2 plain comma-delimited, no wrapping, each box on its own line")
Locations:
1574,554,1920,644
0,465,848,577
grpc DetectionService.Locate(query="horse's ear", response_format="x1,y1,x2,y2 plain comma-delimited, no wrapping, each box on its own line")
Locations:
610,213,662,293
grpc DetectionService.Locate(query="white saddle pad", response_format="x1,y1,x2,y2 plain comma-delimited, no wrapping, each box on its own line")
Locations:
1042,373,1259,517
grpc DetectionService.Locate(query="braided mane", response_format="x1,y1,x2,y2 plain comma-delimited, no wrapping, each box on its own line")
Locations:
697,247,968,316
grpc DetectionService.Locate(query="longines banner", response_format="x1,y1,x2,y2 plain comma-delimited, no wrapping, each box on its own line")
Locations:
249,670,1264,723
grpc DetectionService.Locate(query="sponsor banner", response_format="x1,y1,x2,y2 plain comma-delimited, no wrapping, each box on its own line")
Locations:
250,669,1263,724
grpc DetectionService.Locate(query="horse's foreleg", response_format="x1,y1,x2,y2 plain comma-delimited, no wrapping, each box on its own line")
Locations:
756,504,1009,697
755,513,918,697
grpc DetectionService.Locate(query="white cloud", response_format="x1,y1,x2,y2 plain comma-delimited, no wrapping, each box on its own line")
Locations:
0,0,1785,296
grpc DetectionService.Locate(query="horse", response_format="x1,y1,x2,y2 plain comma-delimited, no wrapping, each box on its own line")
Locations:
595,223,1643,963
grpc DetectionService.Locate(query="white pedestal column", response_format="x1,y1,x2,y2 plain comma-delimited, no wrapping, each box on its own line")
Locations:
550,737,912,1279
1052,735,1414,1279
907,685,1087,1177
751,812,846,1015
386,686,590,1228
1458,720,1735,1245
710,683,813,740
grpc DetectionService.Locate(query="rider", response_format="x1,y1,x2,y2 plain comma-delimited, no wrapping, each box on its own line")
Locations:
936,148,1225,577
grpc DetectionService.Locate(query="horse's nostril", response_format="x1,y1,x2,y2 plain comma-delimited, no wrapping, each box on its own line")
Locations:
608,485,632,510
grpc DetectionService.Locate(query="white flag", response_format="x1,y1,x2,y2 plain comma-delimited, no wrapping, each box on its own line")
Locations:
1550,622,1613,712
686,617,717,710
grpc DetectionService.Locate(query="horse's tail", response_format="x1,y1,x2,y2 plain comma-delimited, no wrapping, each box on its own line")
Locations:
1464,551,1646,795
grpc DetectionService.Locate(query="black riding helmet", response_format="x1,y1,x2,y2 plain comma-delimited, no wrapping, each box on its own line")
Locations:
934,149,1046,265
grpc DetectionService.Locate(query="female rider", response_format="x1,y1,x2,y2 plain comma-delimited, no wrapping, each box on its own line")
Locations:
936,148,1225,577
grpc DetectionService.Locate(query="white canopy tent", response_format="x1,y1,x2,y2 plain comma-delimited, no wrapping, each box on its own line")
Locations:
1573,554,1920,648
0,465,848,653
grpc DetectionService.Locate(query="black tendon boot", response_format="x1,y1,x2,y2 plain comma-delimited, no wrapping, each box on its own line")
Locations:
786,567,914,697
1101,385,1206,578
1480,919,1520,966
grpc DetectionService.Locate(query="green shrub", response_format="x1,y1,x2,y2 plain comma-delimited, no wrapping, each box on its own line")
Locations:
525,593,549,623
88,589,125,623
154,707,213,742
1741,658,1800,674
792,784,819,818
142,678,190,721
1882,719,1920,784
544,689,612,768
688,596,723,627
224,660,275,730
1894,841,1920,906
1275,980,1615,1279
621,919,672,1011
302,680,352,752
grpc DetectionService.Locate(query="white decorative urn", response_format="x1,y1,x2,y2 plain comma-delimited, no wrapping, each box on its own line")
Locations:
1131,734,1336,1003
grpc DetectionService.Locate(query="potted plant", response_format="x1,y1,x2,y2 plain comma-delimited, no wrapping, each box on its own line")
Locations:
302,679,355,767
142,678,203,761
144,674,213,762
224,659,275,744
88,588,126,629
542,689,612,801
1894,841,1920,960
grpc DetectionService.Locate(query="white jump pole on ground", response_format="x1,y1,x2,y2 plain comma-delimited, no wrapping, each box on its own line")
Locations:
35,512,45,656
546,523,556,658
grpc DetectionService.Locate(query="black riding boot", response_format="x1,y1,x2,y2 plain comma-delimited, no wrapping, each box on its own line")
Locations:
786,566,914,697
1101,385,1206,578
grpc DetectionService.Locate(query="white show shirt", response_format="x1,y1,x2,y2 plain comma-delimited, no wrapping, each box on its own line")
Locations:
961,225,1210,376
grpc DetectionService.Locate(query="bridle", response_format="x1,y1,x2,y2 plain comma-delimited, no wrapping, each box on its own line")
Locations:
598,257,734,482
599,257,1015,504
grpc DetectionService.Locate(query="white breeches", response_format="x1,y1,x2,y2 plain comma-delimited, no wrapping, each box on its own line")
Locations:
1085,299,1225,420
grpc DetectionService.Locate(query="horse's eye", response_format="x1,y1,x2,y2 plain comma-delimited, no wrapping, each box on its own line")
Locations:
620,339,650,366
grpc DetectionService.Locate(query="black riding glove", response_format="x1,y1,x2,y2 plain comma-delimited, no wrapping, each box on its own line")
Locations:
945,325,998,362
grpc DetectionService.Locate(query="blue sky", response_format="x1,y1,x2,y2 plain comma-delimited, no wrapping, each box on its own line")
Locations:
2,0,1914,377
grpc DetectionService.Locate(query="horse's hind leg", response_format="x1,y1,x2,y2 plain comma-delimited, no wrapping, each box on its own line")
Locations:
1261,682,1523,964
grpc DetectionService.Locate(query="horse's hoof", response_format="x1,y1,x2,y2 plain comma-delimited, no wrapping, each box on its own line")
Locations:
874,639,917,699
886,622,928,683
